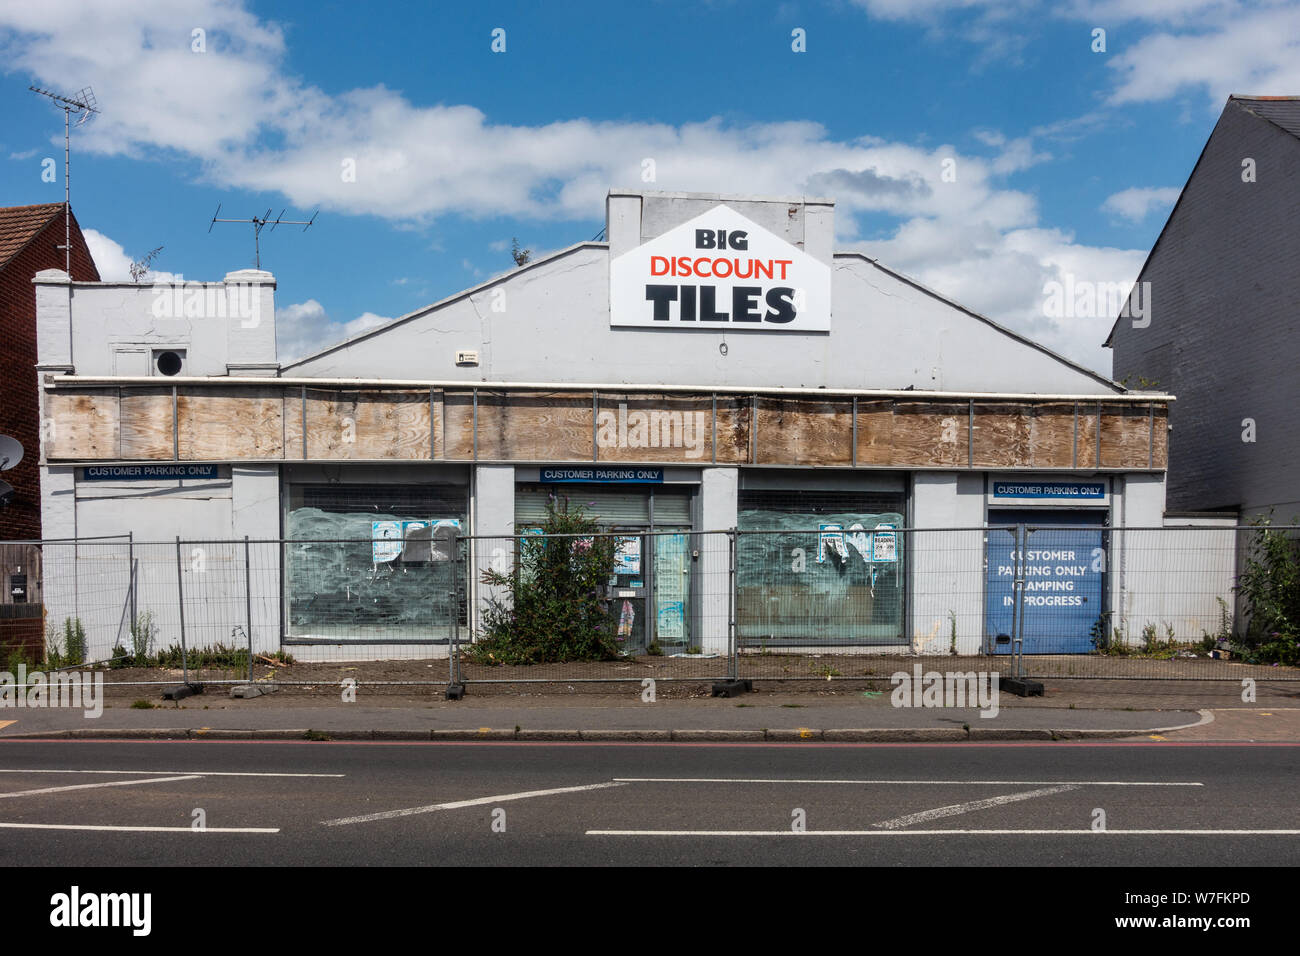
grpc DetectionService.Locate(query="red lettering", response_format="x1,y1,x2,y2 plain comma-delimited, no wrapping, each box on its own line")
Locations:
650,256,669,277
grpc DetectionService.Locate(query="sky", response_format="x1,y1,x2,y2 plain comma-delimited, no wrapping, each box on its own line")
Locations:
2,0,1298,374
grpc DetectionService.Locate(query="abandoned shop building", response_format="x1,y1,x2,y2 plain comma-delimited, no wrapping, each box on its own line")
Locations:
35,188,1197,662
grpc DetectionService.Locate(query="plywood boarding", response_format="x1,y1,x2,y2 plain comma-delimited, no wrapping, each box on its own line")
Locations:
1150,404,1168,469
118,389,175,459
971,404,1031,468
45,390,118,459
1027,403,1077,469
177,388,284,460
854,400,895,466
714,396,751,463
755,398,852,466
598,393,713,464
297,389,431,460
443,391,593,461
1075,407,1099,469
892,403,968,467
1100,401,1152,468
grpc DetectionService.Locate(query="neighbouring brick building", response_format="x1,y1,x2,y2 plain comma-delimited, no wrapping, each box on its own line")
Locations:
0,202,99,542
1106,96,1300,520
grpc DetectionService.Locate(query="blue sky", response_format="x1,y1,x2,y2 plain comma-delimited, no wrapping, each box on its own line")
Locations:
2,0,1298,373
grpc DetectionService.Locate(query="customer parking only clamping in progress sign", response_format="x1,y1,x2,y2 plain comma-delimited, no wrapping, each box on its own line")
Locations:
609,205,831,331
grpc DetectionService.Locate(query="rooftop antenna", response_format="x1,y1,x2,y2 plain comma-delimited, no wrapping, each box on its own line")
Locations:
28,85,99,275
207,204,318,270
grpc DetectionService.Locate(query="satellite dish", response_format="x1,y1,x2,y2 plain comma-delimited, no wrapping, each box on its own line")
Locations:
0,435,23,471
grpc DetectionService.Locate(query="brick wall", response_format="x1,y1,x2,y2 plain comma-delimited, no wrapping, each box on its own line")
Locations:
0,209,99,541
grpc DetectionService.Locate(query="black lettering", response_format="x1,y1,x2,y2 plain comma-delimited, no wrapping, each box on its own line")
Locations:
729,230,748,251
645,285,677,321
680,284,697,321
764,287,796,323
694,229,716,249
699,285,728,321
732,286,762,322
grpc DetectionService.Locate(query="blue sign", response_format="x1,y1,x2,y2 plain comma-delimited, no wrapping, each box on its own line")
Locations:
80,464,222,481
986,527,1104,654
540,467,663,483
992,481,1105,500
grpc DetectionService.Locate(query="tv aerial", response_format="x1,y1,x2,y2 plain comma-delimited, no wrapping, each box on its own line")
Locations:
0,435,23,508
28,85,99,274
207,204,318,270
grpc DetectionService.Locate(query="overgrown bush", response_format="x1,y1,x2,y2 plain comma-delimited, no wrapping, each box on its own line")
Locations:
1236,514,1300,665
470,496,620,665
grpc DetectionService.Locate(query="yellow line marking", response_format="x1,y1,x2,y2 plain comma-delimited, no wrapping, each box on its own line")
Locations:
0,721,15,732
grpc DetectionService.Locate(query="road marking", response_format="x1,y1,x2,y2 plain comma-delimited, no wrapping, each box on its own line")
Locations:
587,829,1300,837
0,775,202,799
613,778,1202,787
0,769,344,778
323,781,628,826
0,721,15,731
0,822,278,833
872,785,1080,830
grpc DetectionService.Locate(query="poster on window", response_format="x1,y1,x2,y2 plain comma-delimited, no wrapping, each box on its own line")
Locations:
872,524,898,562
615,536,642,575
372,521,403,563
818,524,847,564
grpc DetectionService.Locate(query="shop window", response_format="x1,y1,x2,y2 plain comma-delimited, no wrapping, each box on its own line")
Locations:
285,483,467,642
737,490,906,645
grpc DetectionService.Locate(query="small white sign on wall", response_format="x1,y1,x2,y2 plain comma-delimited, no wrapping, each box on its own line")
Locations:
610,205,831,332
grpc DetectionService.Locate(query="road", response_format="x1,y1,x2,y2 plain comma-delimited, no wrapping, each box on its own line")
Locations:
0,739,1297,866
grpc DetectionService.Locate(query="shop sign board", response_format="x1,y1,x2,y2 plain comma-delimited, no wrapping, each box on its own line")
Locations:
610,205,831,331
540,467,663,483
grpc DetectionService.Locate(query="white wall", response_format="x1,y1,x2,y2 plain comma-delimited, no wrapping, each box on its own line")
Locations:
909,472,986,655
698,467,738,655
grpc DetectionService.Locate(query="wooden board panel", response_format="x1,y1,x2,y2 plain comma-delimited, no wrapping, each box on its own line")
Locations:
854,401,894,466
45,390,118,459
598,393,713,463
755,398,852,466
1101,402,1152,468
300,389,431,460
1027,403,1077,469
442,391,475,460
1075,406,1100,469
177,388,283,460
714,396,750,463
119,389,175,459
891,403,967,467
1150,404,1168,469
498,392,592,461
971,404,1032,468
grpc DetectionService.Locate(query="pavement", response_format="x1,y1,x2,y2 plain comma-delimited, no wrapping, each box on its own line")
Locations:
3,676,1299,742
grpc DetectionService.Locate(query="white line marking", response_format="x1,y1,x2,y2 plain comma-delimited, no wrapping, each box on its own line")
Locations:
0,769,344,778
0,775,202,799
587,829,1300,837
0,822,278,833
323,781,628,826
872,785,1080,830
612,778,1203,787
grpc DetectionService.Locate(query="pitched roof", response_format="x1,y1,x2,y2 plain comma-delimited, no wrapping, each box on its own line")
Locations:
0,203,65,271
1230,95,1300,140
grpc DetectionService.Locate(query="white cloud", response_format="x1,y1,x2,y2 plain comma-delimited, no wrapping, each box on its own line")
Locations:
1101,186,1181,223
82,229,177,283
2,0,1210,375
275,299,389,364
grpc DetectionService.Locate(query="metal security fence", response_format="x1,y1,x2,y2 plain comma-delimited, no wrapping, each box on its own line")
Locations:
2,523,1297,693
